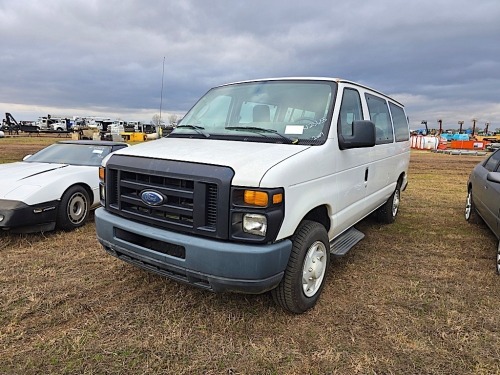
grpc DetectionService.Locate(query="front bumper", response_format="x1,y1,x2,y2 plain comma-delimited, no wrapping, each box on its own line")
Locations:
95,207,292,294
0,199,59,232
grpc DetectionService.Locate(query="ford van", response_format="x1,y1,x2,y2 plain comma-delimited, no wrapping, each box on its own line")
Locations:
95,78,410,313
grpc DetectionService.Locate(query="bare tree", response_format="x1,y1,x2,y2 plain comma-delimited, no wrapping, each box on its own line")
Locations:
151,114,162,126
168,114,178,127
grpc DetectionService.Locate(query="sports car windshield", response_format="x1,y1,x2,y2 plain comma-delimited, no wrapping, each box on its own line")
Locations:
172,80,336,145
24,143,114,166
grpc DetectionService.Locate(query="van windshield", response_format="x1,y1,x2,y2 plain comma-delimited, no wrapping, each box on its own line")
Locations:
172,80,336,145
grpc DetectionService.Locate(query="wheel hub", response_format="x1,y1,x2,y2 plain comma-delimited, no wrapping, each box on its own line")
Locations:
302,241,327,297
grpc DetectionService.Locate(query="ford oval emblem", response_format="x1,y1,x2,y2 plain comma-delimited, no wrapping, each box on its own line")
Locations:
140,190,165,206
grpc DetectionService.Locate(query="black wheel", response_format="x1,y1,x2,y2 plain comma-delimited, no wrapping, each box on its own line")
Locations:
376,182,401,224
465,189,480,224
496,241,500,275
272,220,330,314
57,186,90,230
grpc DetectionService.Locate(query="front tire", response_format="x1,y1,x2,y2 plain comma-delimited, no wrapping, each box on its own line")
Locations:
465,189,480,224
496,241,500,275
272,220,330,314
57,186,90,231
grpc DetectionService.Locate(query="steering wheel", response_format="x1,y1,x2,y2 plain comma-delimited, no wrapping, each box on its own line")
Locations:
293,117,316,124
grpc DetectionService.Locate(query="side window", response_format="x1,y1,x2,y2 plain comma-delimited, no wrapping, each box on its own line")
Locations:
338,88,363,137
483,150,500,172
366,93,394,144
389,103,409,142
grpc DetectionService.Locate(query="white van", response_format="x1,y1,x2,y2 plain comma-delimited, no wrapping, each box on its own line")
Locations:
95,78,410,313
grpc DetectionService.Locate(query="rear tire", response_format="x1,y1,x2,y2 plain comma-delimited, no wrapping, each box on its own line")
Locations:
57,186,90,231
376,182,401,224
272,220,330,314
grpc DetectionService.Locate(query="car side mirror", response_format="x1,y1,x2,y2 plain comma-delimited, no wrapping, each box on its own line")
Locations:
338,120,376,150
486,172,500,184
23,154,32,161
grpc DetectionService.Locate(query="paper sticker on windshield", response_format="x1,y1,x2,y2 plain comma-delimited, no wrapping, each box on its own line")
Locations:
285,125,304,135
92,149,104,154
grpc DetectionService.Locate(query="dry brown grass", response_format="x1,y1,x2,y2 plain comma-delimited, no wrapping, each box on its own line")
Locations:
1,139,499,374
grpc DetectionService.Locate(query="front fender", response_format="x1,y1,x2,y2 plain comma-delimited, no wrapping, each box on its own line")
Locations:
8,168,99,206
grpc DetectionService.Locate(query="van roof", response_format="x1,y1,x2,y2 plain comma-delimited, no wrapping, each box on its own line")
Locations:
220,77,404,107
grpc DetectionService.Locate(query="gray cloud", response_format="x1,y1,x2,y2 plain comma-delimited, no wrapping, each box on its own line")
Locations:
1,0,499,130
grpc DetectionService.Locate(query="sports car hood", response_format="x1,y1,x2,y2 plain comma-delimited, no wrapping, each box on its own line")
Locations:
110,138,310,186
0,162,75,199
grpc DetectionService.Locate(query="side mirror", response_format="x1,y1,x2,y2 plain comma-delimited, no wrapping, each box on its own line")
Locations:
338,120,376,150
486,172,500,184
23,154,32,161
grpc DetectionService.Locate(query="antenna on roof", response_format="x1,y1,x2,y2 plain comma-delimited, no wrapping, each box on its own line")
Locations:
159,56,165,125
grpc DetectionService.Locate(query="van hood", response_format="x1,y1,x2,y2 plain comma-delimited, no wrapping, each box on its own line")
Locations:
112,138,310,186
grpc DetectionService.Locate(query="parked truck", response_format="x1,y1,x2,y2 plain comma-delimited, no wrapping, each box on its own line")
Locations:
95,77,411,313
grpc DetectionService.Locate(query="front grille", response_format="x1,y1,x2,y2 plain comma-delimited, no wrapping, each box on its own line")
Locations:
118,170,209,228
105,155,233,239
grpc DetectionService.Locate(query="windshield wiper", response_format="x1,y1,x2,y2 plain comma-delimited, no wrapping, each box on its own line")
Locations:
174,124,210,138
225,126,296,144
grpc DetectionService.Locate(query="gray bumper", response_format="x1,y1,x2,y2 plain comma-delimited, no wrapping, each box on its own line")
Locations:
95,208,292,294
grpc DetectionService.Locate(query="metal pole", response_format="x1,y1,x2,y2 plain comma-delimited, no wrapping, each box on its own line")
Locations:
159,56,165,125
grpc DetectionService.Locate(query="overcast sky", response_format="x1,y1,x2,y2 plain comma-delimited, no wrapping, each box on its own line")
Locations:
1,0,499,131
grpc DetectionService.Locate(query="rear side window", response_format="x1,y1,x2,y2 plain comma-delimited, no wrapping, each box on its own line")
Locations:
366,93,394,144
389,103,409,142
338,88,363,137
483,150,500,172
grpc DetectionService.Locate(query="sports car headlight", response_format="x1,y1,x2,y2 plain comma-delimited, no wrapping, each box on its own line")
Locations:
243,214,267,236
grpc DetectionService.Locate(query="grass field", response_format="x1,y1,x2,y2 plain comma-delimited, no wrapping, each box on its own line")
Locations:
1,137,499,374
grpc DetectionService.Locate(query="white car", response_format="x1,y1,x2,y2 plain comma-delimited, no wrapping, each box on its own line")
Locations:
0,140,128,233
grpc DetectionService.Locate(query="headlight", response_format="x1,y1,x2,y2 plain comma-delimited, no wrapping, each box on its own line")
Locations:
231,187,284,242
99,184,106,203
243,214,267,236
99,167,106,204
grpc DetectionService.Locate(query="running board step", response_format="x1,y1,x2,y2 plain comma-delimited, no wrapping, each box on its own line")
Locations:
330,227,365,256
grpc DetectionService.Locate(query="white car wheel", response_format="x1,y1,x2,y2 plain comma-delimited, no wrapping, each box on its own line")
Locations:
57,186,90,230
